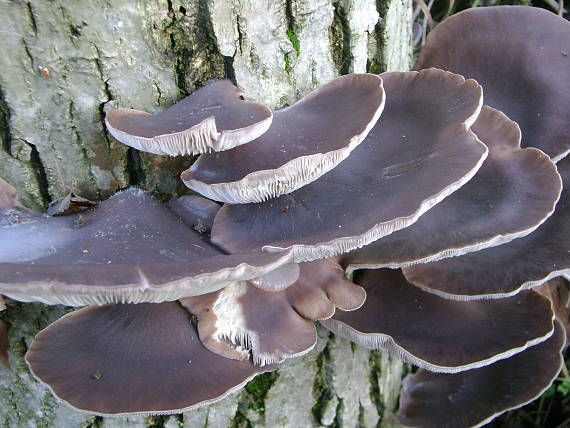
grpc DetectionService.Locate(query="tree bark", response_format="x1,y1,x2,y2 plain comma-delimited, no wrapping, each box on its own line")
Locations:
0,0,412,426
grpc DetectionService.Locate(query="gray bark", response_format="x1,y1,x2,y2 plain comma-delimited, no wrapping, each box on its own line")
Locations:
0,0,412,426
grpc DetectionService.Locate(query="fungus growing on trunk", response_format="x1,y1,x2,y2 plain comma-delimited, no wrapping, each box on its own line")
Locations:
25,302,273,415
415,6,570,162
322,269,554,372
396,321,565,428
403,156,569,300
212,69,487,262
105,80,273,155
181,258,365,365
182,74,385,203
0,189,297,305
342,106,561,272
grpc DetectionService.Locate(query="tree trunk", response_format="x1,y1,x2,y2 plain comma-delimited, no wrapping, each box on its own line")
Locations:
0,0,412,426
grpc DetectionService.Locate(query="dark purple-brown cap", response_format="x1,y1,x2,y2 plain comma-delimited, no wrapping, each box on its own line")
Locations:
25,302,272,415
403,156,570,300
106,80,272,155
322,269,554,372
415,6,570,162
342,106,561,272
397,321,565,428
167,195,221,235
180,258,366,365
212,69,487,262
0,189,295,305
536,277,570,341
181,74,385,203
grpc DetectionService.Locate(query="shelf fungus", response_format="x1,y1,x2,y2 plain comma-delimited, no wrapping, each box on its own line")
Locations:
212,69,487,262
180,258,365,365
0,189,297,305
321,269,555,372
396,321,565,428
25,302,273,415
105,80,273,155
415,6,570,162
342,106,562,272
402,156,569,300
4,10,570,420
182,74,385,203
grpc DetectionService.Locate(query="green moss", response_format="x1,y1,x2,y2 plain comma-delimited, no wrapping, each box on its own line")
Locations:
284,52,292,74
368,62,379,74
286,29,300,56
244,372,279,414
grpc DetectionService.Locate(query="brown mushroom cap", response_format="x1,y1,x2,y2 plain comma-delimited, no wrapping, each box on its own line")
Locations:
403,156,570,300
167,195,221,235
212,69,487,262
397,321,565,428
181,74,385,203
25,302,272,415
342,106,562,272
0,178,18,210
536,277,570,340
0,189,295,305
322,269,554,372
105,80,272,155
415,6,570,162
181,259,365,365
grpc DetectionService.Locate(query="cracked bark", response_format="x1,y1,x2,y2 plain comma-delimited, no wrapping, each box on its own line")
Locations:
0,0,412,426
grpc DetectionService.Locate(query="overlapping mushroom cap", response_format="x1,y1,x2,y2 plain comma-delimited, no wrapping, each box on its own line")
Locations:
415,6,570,162
106,80,273,155
212,69,487,262
182,74,385,203
0,189,297,305
25,302,273,415
342,106,561,271
402,156,569,300
181,258,366,365
322,269,555,372
396,322,565,428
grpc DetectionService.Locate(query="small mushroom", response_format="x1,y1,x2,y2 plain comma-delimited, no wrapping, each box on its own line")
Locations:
322,269,554,372
415,6,570,162
397,321,566,428
180,258,365,365
0,189,296,305
182,74,385,203
0,178,19,210
342,106,562,272
212,69,487,262
25,302,272,415
105,80,273,155
0,177,41,226
402,156,569,300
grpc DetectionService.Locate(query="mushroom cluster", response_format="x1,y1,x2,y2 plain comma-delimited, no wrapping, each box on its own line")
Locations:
0,5,569,427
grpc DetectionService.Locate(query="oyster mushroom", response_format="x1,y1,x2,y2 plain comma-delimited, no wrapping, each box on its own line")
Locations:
342,105,561,272
0,189,296,305
402,156,569,300
25,302,273,415
396,321,565,428
181,258,365,365
182,74,385,203
415,6,570,162
106,80,273,155
212,69,487,262
322,269,554,372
